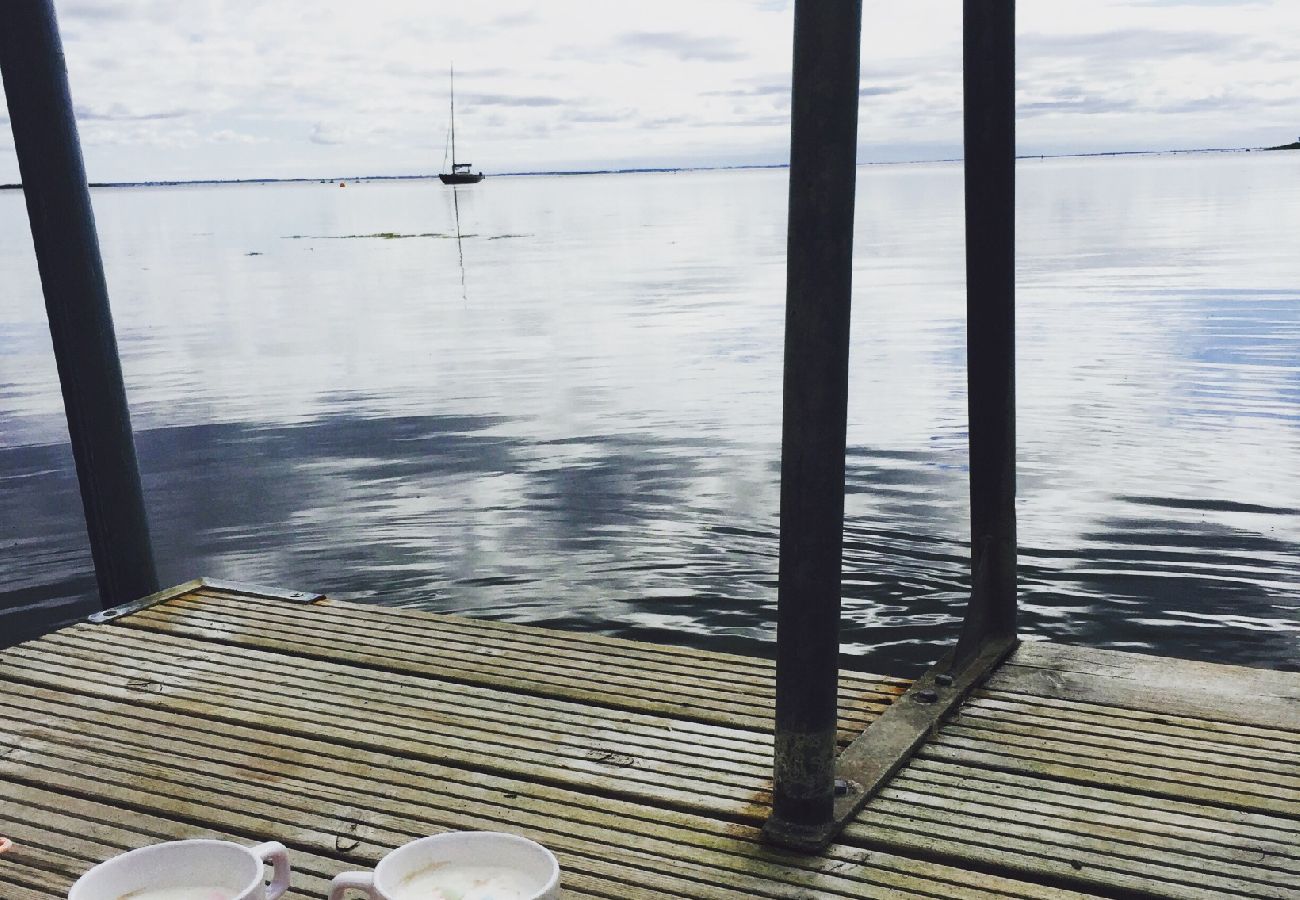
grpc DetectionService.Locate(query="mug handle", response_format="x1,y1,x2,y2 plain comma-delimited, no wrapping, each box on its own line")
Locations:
251,841,292,900
328,871,380,900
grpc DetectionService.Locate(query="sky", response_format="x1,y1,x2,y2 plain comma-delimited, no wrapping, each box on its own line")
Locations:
1,0,1298,182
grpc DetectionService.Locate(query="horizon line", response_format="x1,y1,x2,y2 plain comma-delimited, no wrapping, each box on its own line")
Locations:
0,144,1278,191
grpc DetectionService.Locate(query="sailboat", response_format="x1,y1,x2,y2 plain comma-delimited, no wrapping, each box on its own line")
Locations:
439,65,484,185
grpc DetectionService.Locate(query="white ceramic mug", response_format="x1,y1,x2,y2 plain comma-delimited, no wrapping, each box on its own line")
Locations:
328,832,559,900
68,839,291,900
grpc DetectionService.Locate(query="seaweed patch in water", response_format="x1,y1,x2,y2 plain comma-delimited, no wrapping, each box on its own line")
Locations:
282,232,452,240
282,232,530,241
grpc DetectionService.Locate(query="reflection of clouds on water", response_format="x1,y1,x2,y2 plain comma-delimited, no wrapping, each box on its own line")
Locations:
2,158,1299,675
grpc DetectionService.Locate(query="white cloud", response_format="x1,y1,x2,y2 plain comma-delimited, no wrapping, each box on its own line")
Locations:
0,0,1294,181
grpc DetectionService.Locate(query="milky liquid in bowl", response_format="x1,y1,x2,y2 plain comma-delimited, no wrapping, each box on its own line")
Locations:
118,889,237,900
392,862,540,900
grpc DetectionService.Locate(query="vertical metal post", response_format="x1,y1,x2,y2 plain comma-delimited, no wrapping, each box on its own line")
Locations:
955,0,1017,664
764,0,863,849
1,0,159,608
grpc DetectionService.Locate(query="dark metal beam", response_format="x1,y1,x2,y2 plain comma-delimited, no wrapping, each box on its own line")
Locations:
769,0,1020,851
831,633,1017,824
954,0,1017,666
1,0,159,608
764,0,863,851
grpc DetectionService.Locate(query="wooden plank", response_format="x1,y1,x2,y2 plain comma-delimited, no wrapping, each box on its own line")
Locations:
882,782,1300,888
904,758,1300,847
0,681,1055,900
0,685,1104,900
968,692,1300,764
2,626,776,815
4,880,66,900
0,782,612,900
195,585,908,709
949,709,1300,781
1017,642,1300,703
838,758,1300,899
0,808,331,900
992,642,1300,732
126,588,902,739
919,737,1299,818
10,583,1296,900
845,807,1290,900
871,787,1298,888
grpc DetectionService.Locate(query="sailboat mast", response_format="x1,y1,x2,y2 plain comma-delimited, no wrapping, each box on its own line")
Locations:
449,64,456,169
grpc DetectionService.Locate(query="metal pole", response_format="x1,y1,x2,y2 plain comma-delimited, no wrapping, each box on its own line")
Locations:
0,0,159,608
765,0,863,849
955,0,1017,664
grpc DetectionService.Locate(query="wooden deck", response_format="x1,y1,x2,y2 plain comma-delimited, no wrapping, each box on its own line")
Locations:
1,580,1297,899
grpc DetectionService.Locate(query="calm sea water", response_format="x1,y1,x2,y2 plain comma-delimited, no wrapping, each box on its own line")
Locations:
2,153,1297,676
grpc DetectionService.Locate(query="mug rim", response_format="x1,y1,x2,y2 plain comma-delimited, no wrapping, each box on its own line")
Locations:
373,832,560,898
69,838,264,900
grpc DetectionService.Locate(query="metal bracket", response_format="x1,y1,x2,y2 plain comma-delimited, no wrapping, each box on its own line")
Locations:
198,578,324,604
89,577,324,623
765,634,1018,852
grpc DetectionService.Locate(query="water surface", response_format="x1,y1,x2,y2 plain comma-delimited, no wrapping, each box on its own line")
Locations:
2,153,1297,675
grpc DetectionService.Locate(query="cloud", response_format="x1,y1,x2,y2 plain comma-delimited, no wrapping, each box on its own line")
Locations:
1020,28,1248,59
57,0,134,22
733,114,787,128
210,129,266,144
309,122,348,145
460,93,566,108
702,84,789,98
641,114,692,128
2,0,1297,180
74,103,192,121
1131,0,1266,5
616,31,746,62
1018,90,1136,117
564,110,634,125
491,11,538,28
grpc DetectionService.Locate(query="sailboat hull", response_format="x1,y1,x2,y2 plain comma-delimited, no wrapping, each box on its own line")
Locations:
439,172,484,184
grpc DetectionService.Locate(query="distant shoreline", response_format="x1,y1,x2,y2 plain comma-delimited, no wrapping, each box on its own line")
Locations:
0,144,1286,191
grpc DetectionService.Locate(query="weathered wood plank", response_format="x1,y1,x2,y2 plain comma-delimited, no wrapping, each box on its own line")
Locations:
919,738,1299,818
0,809,330,900
965,693,1300,767
944,717,1300,791
126,588,902,739
845,809,1289,900
978,688,1300,751
7,582,1299,899
903,758,1300,849
836,755,1300,898
1016,642,1300,703
0,689,1100,900
993,642,1300,732
871,788,1297,888
1,626,776,815
0,781,612,900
